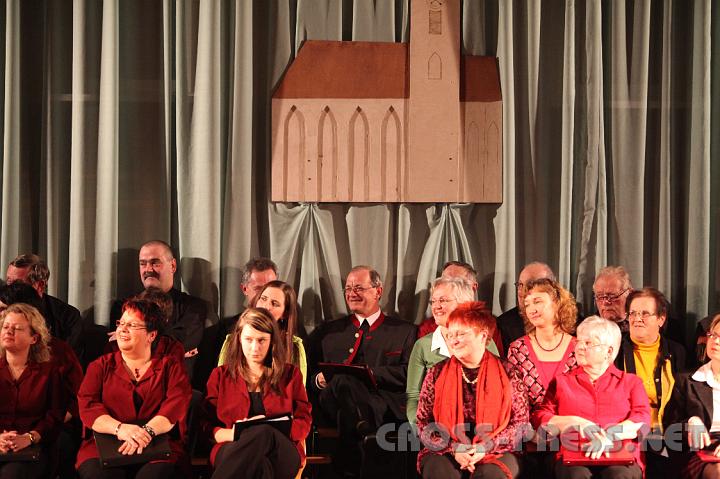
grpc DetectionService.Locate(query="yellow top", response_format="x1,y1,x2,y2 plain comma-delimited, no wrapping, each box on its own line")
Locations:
632,335,660,427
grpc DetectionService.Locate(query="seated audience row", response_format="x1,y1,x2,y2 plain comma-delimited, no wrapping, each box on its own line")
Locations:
1,247,717,479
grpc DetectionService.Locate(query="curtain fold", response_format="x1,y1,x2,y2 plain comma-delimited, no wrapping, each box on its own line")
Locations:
0,0,716,343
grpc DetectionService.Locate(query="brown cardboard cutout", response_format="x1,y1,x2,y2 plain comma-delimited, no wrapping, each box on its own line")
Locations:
271,0,502,203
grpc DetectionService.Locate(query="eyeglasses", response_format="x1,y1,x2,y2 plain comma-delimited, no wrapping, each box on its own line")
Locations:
514,282,525,291
594,289,629,303
344,285,374,295
429,297,456,307
116,320,148,331
575,340,607,350
706,331,720,343
446,329,481,341
627,310,656,320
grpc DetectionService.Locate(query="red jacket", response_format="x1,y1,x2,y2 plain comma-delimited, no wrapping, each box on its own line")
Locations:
76,351,191,469
0,357,64,442
203,363,312,466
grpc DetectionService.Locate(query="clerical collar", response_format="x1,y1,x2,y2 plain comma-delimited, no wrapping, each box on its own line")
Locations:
355,309,382,327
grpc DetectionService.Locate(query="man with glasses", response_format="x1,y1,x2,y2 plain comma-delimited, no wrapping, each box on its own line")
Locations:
110,240,213,384
497,261,556,353
308,265,416,476
593,265,633,333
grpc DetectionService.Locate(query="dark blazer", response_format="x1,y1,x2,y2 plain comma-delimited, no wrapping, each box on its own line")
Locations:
43,293,83,357
616,335,687,408
308,313,416,419
497,306,525,355
663,370,714,454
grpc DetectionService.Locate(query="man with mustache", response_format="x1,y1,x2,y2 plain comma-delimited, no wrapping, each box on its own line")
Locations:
110,240,210,383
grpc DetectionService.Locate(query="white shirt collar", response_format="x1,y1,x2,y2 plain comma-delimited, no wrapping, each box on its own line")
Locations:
431,327,451,357
692,362,720,389
355,309,382,327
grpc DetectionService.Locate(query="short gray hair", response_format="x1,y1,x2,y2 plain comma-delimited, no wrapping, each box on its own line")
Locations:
593,266,633,291
348,265,382,287
241,257,278,285
431,276,474,303
576,315,622,361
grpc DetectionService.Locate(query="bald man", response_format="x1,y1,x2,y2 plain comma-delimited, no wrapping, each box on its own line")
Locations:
110,240,213,384
497,262,556,353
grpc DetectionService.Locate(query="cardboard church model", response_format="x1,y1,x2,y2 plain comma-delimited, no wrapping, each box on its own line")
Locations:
271,0,502,203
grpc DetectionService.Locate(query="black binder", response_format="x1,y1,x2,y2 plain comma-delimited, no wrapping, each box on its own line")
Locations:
233,413,293,441
93,432,171,468
318,362,378,390
0,443,41,462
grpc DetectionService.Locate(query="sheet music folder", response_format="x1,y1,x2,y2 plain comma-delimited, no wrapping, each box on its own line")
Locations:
0,443,41,462
318,362,377,390
93,432,171,468
561,440,635,466
233,413,293,441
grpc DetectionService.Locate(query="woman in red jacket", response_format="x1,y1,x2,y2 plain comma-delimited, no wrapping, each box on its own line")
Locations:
203,307,311,479
76,298,192,479
0,303,64,479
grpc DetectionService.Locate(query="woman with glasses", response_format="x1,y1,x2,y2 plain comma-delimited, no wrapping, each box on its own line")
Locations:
406,276,475,427
532,316,650,479
615,288,686,477
76,299,192,479
416,302,528,478
664,313,720,478
218,281,306,383
0,303,64,479
507,278,578,413
203,307,311,479
104,288,186,366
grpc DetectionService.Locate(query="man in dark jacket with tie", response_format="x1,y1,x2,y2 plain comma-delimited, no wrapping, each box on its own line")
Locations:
308,265,416,475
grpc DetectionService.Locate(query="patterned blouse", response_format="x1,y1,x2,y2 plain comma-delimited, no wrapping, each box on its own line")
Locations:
415,358,529,471
506,335,577,411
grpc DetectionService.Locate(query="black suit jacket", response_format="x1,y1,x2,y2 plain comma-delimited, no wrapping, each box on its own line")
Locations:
43,294,83,357
497,306,525,355
308,313,417,420
663,371,714,454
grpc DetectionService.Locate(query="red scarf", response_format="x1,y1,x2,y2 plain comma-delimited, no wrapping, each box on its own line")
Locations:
433,354,513,477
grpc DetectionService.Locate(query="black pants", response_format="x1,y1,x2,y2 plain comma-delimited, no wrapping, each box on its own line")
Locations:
553,461,643,479
77,458,176,479
420,452,522,479
211,425,300,479
0,450,53,479
318,374,389,441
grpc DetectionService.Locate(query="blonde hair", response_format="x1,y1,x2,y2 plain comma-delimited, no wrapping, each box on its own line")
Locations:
223,307,287,393
0,303,51,363
523,278,577,335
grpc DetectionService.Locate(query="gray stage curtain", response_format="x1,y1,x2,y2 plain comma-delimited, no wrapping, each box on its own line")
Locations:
0,0,717,346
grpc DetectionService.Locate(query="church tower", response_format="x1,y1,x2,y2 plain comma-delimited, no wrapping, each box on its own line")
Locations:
407,0,461,200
